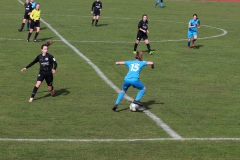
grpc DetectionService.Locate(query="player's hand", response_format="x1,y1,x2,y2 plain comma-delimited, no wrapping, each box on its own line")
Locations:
151,64,154,69
198,26,200,28
99,9,101,11
21,68,26,72
147,30,149,33
91,11,93,14
52,69,56,74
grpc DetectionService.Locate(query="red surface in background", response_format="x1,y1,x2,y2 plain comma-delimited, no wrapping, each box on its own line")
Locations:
203,0,240,2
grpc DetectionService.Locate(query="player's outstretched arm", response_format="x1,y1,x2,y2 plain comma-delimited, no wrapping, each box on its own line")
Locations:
116,61,125,65
147,61,154,69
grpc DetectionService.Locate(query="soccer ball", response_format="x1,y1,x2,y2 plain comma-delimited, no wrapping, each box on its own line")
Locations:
129,103,139,112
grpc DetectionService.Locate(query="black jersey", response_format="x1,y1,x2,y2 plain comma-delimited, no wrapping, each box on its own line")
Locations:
24,2,33,14
138,20,148,33
91,1,102,11
26,53,57,72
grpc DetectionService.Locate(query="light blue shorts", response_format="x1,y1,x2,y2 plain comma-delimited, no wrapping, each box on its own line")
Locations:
122,79,145,91
188,31,197,39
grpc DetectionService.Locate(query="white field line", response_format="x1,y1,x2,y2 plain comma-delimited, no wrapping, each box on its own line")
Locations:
16,0,182,139
0,138,240,142
0,24,227,44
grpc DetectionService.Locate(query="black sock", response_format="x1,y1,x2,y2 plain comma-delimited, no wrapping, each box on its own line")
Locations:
27,32,32,40
134,43,138,51
146,43,151,52
95,20,98,25
34,32,39,39
21,23,25,29
92,19,95,24
31,86,39,98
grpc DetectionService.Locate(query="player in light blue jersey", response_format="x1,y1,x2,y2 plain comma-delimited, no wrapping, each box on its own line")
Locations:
188,14,200,49
30,0,37,9
27,0,37,30
155,0,164,8
112,51,154,111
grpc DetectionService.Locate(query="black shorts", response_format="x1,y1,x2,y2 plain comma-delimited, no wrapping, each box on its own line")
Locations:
23,13,30,19
136,32,148,41
30,20,40,29
93,10,100,16
37,71,53,86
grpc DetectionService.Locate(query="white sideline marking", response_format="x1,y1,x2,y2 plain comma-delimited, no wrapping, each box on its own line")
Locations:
0,138,240,142
17,0,182,139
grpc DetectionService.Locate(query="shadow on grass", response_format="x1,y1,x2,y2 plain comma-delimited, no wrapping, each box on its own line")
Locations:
36,37,54,42
96,24,108,27
191,45,204,49
34,88,70,101
115,100,164,112
142,49,156,53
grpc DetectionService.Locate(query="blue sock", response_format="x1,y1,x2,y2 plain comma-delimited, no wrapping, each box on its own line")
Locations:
155,3,158,7
188,41,190,47
135,89,146,101
161,2,164,7
115,91,125,105
27,22,29,29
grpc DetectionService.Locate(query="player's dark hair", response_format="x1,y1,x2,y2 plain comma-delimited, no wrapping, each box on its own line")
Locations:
41,41,53,49
193,14,198,17
135,51,143,61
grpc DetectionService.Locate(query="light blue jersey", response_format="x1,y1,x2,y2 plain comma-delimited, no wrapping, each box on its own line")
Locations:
30,1,37,9
124,60,147,80
120,60,147,91
188,18,200,32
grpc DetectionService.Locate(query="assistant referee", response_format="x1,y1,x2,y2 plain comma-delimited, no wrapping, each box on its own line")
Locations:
27,3,41,42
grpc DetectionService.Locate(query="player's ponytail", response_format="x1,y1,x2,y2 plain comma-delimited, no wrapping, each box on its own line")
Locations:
135,51,143,61
41,41,53,49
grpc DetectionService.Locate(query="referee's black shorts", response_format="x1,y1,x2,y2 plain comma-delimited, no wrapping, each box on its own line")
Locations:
30,19,40,29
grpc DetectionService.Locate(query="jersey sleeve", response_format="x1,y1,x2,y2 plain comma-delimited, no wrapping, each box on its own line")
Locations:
26,55,39,68
91,2,95,11
52,56,58,70
100,2,102,9
138,21,142,29
30,9,35,20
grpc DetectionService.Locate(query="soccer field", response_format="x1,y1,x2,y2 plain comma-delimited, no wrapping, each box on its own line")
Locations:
0,0,240,159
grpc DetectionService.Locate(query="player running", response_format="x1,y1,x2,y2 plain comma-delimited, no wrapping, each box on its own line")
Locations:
188,14,200,49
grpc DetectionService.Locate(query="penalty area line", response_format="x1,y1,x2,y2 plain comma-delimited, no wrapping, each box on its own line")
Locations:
0,138,240,142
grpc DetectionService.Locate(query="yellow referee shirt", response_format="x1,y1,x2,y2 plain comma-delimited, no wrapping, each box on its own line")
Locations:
30,9,41,20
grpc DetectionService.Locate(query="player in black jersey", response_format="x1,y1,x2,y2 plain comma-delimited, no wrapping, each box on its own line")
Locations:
21,41,58,102
18,0,33,32
91,0,102,27
133,14,154,55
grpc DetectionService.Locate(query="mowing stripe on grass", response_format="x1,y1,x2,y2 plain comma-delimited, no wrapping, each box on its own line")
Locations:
0,138,240,142
17,0,182,139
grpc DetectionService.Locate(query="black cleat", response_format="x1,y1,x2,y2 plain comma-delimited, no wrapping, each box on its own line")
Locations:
112,105,118,111
133,100,143,106
95,24,98,27
18,28,23,32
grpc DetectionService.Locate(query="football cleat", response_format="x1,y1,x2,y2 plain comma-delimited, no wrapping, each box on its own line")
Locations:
149,51,154,55
29,98,34,102
112,105,118,111
133,51,137,54
133,100,143,106
51,90,55,96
